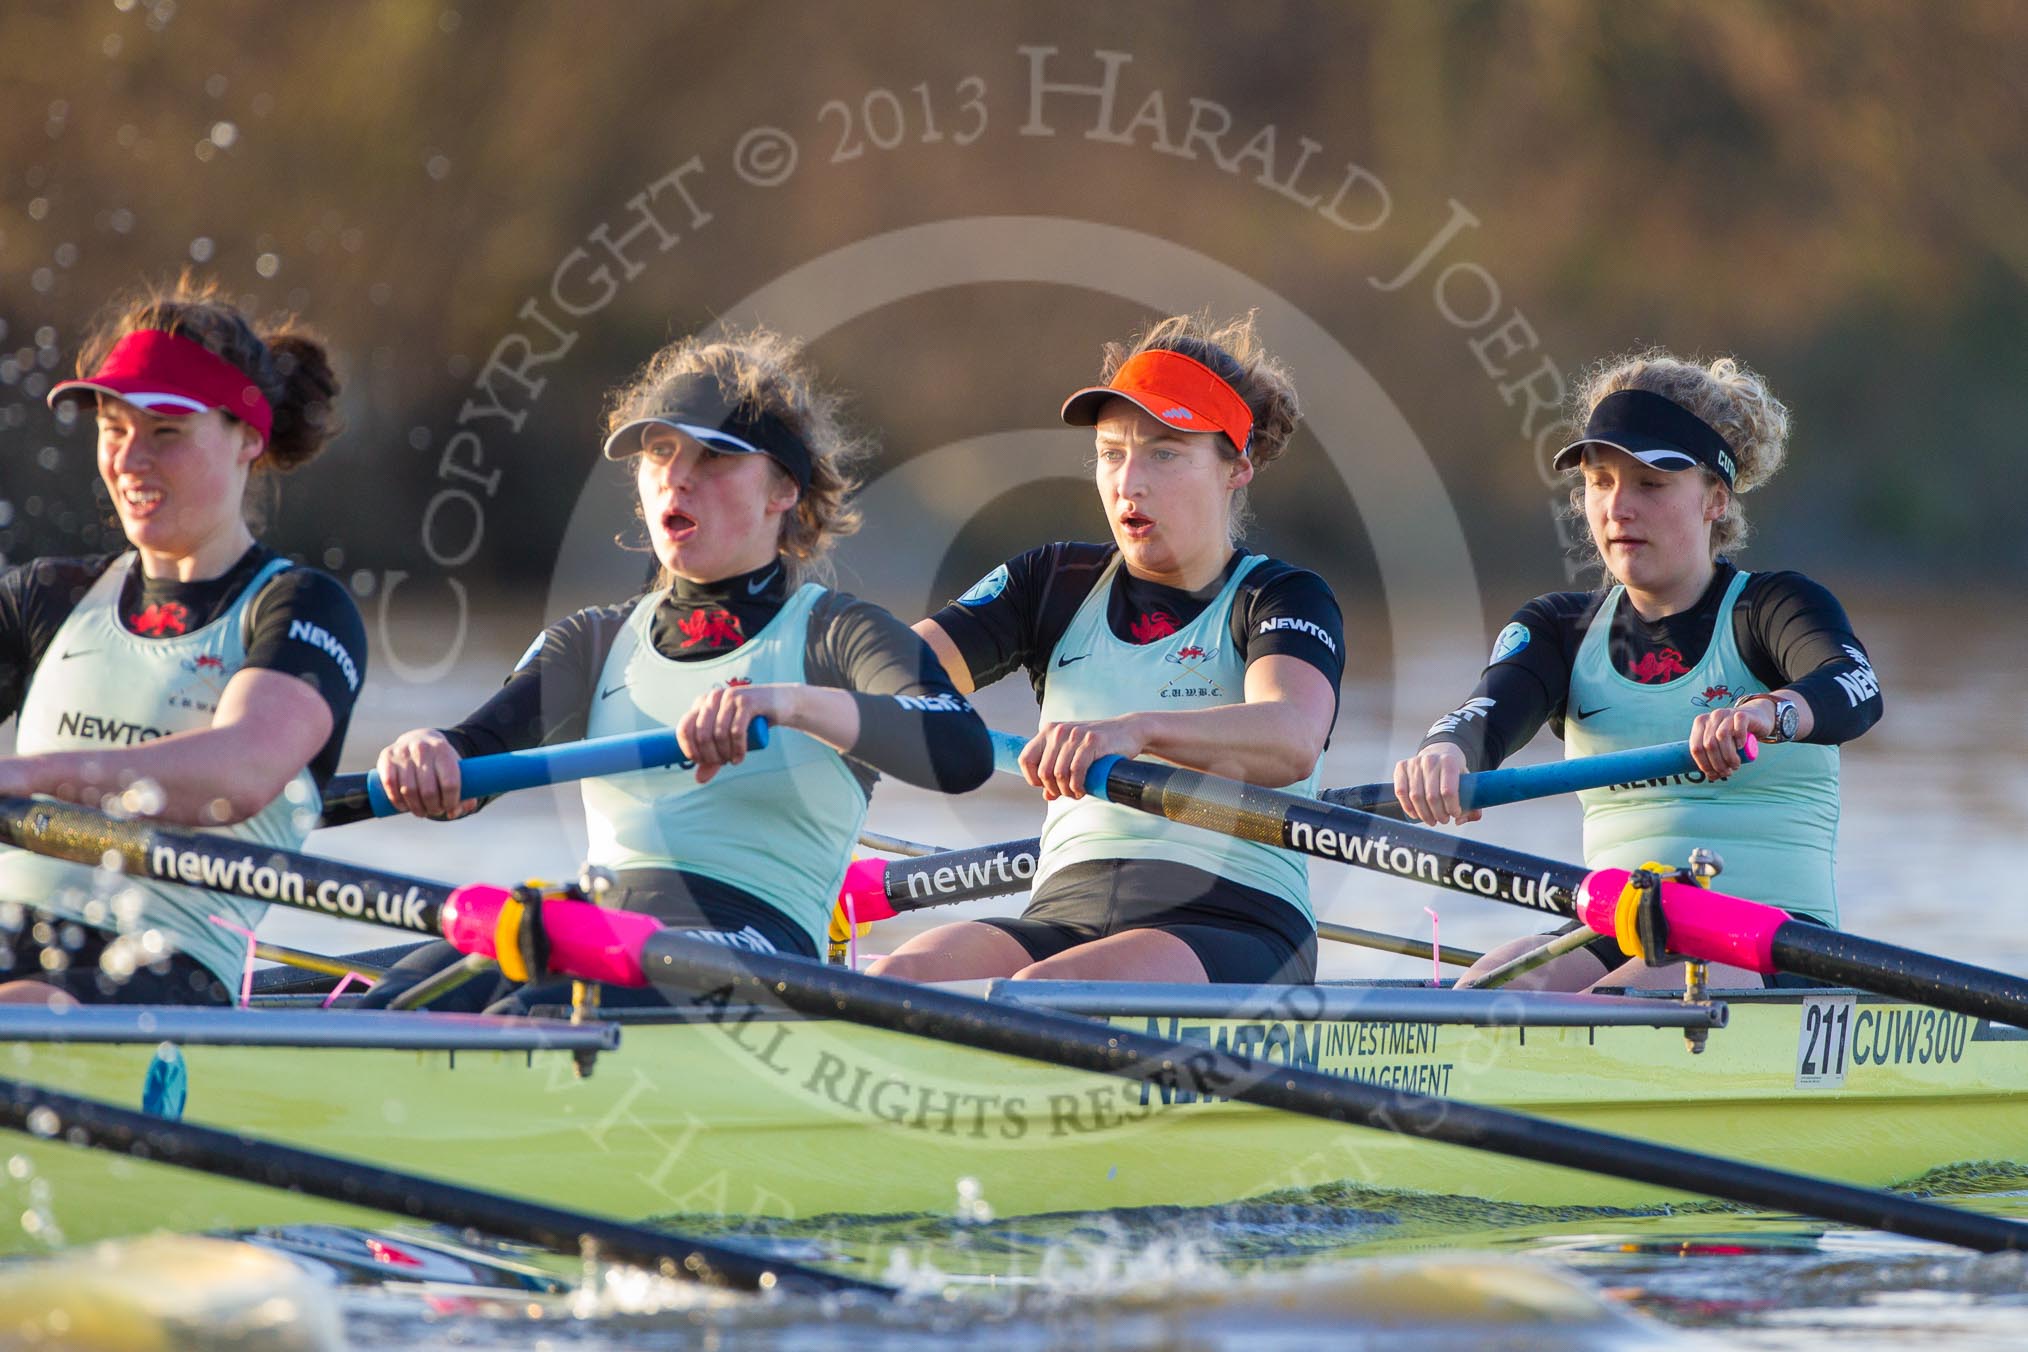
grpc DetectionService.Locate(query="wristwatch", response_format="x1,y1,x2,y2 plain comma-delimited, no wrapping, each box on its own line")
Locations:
1735,692,1799,743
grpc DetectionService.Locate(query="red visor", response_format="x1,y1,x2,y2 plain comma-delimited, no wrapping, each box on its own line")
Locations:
47,330,273,439
1060,349,1254,456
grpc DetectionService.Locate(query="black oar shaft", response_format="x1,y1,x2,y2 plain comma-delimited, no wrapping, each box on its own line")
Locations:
638,934,2028,1254
0,1076,882,1295
1108,761,1587,915
1094,762,2028,1029
1772,925,2028,1027
0,796,453,937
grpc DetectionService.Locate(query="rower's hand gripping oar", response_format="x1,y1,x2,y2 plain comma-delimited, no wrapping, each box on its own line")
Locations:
1321,734,1756,815
978,731,2028,1029
834,735,1748,927
319,720,771,827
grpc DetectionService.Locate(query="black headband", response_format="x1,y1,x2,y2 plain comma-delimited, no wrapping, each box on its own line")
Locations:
601,372,814,492
1552,388,1737,488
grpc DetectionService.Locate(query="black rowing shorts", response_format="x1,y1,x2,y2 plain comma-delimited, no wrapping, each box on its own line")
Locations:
982,858,1317,984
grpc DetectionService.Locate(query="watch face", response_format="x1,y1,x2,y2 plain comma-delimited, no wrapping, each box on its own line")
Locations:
1775,702,1800,740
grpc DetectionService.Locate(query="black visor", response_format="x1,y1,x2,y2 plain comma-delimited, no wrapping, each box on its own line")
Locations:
1551,388,1736,488
601,373,814,493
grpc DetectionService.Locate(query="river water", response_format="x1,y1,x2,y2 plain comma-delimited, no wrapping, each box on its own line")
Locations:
12,592,2028,1347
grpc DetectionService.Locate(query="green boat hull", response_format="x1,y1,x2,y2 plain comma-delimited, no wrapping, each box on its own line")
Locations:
5,988,2024,1252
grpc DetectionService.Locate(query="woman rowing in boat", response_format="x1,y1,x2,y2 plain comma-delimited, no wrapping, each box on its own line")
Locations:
869,313,1344,985
1394,350,1882,990
0,280,365,1005
361,327,992,1010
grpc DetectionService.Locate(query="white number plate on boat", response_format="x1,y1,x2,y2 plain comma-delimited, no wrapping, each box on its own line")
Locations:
1795,993,1856,1088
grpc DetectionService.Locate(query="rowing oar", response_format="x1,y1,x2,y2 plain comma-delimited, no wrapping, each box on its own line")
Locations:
430,904,2028,1254
0,1075,884,1296
318,721,771,827
976,732,2028,1029
830,838,1477,967
1319,735,1755,815
836,736,1746,923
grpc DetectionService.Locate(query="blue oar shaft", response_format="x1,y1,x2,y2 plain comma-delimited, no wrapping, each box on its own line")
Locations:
988,731,1751,814
322,721,769,825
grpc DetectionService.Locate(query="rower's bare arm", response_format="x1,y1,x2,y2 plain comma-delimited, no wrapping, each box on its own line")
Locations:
911,619,976,694
1134,655,1335,787
0,667,331,826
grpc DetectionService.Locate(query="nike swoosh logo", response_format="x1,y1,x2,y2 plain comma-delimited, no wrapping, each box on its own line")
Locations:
59,649,98,660
747,567,778,596
1055,652,1090,668
601,682,630,700
1574,705,1609,720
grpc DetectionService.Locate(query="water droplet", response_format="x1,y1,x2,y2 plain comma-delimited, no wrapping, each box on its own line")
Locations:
109,208,135,234
407,426,430,450
0,503,13,530
6,1156,31,1180
52,244,77,268
115,123,138,148
425,153,451,181
255,252,280,278
322,545,344,569
189,236,213,262
120,778,167,818
209,120,237,148
26,198,49,221
25,1107,59,1138
204,73,227,98
193,138,216,163
438,8,462,33
102,32,124,57
35,448,59,472
350,569,375,596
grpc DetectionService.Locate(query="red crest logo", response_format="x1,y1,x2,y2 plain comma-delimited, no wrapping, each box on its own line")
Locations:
677,608,745,649
1128,610,1178,644
1691,684,1735,708
1629,647,1690,683
132,601,191,637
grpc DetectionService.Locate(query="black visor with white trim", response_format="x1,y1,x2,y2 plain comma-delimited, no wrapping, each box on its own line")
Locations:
601,373,813,493
1551,388,1737,488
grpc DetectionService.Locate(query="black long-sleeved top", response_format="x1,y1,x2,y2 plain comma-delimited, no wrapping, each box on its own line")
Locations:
1422,561,1882,770
442,560,991,796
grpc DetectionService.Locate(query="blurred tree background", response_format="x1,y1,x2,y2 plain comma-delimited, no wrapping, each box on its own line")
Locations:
2,0,2022,658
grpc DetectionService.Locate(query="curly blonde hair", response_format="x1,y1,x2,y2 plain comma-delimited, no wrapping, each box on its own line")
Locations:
1564,349,1792,578
603,326,870,586
1097,310,1302,540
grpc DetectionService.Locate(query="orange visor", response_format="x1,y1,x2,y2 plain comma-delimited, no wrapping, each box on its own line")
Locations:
1059,349,1254,456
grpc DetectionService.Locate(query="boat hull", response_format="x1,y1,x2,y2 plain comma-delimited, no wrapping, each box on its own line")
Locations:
5,989,2024,1251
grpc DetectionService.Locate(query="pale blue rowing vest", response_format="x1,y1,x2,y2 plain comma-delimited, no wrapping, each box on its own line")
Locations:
1566,570,1841,924
0,554,317,986
581,583,867,952
1036,553,1318,922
